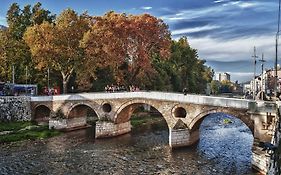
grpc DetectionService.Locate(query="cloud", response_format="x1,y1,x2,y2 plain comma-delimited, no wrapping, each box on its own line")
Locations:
187,35,275,62
172,25,220,35
160,1,276,22
222,1,258,9
161,5,228,22
213,0,227,3
140,6,152,10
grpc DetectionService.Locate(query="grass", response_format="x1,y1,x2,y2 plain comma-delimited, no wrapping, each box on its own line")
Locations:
131,114,162,128
0,122,61,144
0,121,34,132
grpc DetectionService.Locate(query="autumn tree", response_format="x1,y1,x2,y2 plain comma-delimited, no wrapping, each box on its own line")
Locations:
0,2,55,85
24,9,90,93
81,12,171,87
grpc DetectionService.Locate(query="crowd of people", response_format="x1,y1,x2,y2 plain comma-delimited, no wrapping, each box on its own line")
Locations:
104,84,140,92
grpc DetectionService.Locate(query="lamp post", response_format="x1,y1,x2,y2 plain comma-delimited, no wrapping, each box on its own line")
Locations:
252,46,258,100
259,53,266,100
275,0,281,99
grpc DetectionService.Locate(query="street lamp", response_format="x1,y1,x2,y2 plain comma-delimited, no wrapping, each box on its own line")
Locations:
252,46,258,100
259,53,266,100
275,0,281,99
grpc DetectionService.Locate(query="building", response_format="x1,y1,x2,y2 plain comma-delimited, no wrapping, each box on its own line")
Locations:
242,81,251,94
248,67,281,96
215,72,230,82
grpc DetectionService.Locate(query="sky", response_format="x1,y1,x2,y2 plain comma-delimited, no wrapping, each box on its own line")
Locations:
0,0,280,83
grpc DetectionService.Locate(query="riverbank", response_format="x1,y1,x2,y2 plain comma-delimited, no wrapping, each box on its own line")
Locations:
0,121,61,143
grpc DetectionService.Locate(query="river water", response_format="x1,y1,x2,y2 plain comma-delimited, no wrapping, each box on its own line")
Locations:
0,113,255,175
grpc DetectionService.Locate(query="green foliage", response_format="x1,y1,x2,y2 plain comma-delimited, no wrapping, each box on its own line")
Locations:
0,121,32,132
0,2,55,88
223,118,232,124
211,80,220,94
91,67,116,92
220,80,234,93
131,115,162,128
0,122,60,143
148,37,213,93
0,125,60,143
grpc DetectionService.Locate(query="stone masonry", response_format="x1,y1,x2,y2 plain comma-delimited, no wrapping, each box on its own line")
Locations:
95,121,131,138
30,91,279,174
0,96,31,121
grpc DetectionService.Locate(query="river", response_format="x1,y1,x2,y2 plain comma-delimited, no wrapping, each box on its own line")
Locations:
0,113,256,175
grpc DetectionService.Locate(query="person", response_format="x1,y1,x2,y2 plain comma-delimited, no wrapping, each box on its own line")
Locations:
183,87,188,95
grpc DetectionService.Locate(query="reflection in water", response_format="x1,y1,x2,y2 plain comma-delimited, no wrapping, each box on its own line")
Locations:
0,113,254,175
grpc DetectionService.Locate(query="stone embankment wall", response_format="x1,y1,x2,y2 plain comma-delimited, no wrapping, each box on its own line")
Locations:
267,103,281,175
95,121,131,138
0,96,31,121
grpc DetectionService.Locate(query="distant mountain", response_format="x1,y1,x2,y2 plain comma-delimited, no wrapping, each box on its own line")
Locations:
0,25,7,30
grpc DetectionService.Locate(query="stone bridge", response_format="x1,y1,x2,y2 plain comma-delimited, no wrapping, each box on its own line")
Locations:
30,92,276,145
31,91,278,173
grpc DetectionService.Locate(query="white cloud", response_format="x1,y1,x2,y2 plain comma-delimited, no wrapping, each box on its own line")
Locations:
172,25,220,35
140,6,152,10
186,35,275,62
213,0,226,3
160,1,275,22
161,4,234,22
237,2,257,8
223,1,258,9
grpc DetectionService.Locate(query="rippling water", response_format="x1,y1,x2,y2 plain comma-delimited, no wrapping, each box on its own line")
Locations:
0,113,255,175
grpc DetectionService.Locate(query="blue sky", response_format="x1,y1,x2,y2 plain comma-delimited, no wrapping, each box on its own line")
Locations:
0,0,280,82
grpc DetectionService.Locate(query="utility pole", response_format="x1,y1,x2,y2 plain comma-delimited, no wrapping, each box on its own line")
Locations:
275,0,281,100
252,46,258,100
259,53,266,100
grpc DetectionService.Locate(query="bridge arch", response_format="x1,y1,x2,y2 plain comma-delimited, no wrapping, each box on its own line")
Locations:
65,102,100,119
114,99,171,127
188,108,254,134
34,104,51,122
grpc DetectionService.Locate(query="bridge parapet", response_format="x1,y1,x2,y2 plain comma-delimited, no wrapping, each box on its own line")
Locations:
31,91,254,109
248,101,277,114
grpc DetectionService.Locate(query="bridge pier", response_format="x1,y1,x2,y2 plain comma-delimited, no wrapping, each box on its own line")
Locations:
169,128,199,148
95,121,131,138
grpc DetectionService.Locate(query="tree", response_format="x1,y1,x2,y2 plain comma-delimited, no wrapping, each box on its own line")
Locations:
31,2,55,25
220,80,234,93
210,80,220,94
24,9,90,93
168,37,213,93
0,3,56,85
81,12,171,87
